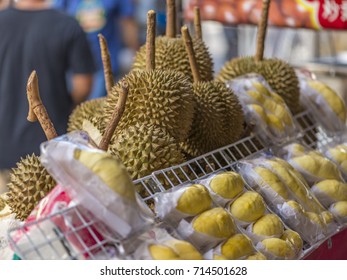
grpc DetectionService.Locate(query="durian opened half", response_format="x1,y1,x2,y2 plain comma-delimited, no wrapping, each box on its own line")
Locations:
193,208,236,239
230,191,266,223
209,172,244,200
215,234,254,260
311,179,347,208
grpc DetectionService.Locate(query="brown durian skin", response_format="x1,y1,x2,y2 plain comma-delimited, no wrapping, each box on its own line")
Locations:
6,154,56,221
181,81,244,157
132,36,214,82
108,123,185,180
216,57,301,114
67,97,106,133
104,70,195,142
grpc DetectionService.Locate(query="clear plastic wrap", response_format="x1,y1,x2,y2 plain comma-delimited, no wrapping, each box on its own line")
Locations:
40,131,153,239
323,140,347,180
226,73,296,144
296,69,347,136
154,183,213,224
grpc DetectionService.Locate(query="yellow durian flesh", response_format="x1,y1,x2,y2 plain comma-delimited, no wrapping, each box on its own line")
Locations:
312,179,347,206
247,104,268,123
220,234,254,260
281,229,303,254
327,145,347,174
193,208,236,239
149,244,180,260
283,143,306,158
252,214,284,237
261,238,295,259
307,80,346,122
321,211,335,225
176,184,212,215
253,166,289,200
286,200,305,214
165,239,203,260
245,90,265,104
305,212,325,228
230,191,266,223
330,201,347,219
246,252,267,260
209,172,244,199
267,114,285,132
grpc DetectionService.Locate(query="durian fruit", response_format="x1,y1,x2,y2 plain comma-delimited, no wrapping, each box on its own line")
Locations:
252,214,284,237
216,234,254,260
267,114,285,135
326,145,347,175
108,123,185,179
252,81,284,104
260,238,295,259
216,0,301,113
6,72,57,221
253,166,289,200
180,26,244,157
73,149,136,202
209,172,244,199
132,3,213,82
286,200,305,215
230,191,266,223
164,239,203,260
283,143,306,158
321,211,335,226
247,104,268,124
193,207,236,239
245,252,267,260
311,179,347,208
281,229,303,254
305,212,326,229
289,152,342,183
307,80,346,123
329,201,347,221
176,184,212,215
0,196,5,212
149,244,180,260
104,11,195,142
245,89,266,104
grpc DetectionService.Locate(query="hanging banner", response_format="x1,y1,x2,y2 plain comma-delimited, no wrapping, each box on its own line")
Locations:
184,0,347,30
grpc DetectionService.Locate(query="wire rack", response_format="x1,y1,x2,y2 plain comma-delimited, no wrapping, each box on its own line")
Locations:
6,110,336,260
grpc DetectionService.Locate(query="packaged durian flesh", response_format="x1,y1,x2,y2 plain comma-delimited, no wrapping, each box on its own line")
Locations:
154,183,213,223
227,74,296,144
324,142,347,180
198,171,245,206
131,226,203,260
204,233,260,260
40,131,153,239
256,237,297,260
296,70,347,135
176,207,236,250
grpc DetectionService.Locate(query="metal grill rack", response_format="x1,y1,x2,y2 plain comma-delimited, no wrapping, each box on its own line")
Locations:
6,110,339,260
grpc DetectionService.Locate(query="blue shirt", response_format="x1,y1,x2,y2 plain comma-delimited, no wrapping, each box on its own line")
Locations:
54,0,135,73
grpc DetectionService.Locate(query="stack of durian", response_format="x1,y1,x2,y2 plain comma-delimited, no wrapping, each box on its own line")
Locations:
227,74,295,143
238,155,335,244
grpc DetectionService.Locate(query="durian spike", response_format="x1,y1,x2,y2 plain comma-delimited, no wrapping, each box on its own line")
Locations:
255,0,271,62
98,34,114,97
27,71,58,140
146,10,156,71
99,81,128,151
181,25,201,83
194,6,202,40
166,0,176,38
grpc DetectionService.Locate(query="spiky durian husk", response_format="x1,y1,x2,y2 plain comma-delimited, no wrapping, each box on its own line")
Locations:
132,36,214,82
216,57,301,114
104,70,195,142
0,196,5,212
108,123,185,180
67,97,106,132
6,154,56,221
181,81,244,157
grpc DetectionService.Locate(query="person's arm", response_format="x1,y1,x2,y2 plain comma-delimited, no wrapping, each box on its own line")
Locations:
120,17,139,51
71,73,93,104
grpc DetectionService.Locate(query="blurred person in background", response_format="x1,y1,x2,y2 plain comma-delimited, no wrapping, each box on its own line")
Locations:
0,0,11,9
0,0,95,193
53,0,139,99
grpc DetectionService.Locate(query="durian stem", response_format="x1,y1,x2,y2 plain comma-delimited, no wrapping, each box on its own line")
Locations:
98,34,114,97
146,10,156,71
255,0,271,62
181,25,201,83
99,81,128,151
27,71,58,140
194,6,202,40
166,0,176,38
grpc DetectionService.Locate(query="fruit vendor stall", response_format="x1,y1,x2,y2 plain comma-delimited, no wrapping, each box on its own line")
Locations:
1,0,347,260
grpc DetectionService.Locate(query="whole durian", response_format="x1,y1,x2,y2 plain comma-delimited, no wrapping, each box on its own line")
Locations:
7,155,56,221
230,191,266,223
216,1,300,114
108,123,185,179
132,3,213,82
180,26,244,157
252,214,284,237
